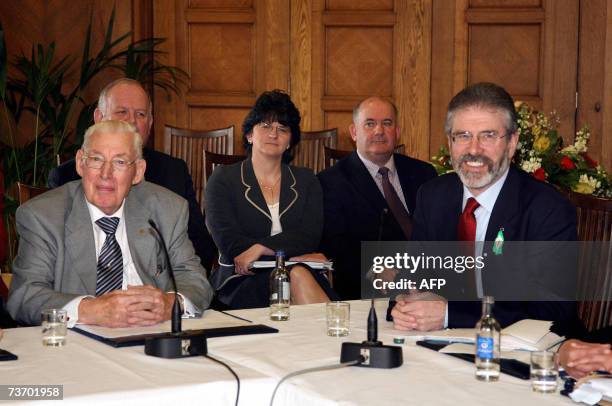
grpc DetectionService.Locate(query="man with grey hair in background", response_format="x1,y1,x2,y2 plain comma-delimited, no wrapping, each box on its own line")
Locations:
48,78,217,272
389,82,583,338
9,120,213,326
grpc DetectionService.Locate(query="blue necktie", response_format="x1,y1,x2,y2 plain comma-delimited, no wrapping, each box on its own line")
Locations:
95,217,123,296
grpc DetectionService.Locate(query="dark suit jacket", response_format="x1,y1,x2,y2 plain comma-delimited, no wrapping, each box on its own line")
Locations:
48,148,216,271
317,152,437,300
205,158,323,269
407,165,583,337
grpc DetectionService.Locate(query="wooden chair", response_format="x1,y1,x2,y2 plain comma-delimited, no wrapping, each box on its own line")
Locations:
163,125,235,210
323,144,406,169
204,151,246,186
17,183,49,205
292,128,337,173
561,190,612,331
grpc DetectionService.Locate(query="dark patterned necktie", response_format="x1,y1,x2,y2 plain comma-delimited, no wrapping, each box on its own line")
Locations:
95,217,123,296
378,167,412,239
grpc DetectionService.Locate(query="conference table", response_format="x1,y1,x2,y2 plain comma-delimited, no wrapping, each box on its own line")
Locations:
0,300,574,405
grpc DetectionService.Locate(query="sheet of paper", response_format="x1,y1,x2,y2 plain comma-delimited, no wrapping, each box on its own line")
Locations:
73,310,251,339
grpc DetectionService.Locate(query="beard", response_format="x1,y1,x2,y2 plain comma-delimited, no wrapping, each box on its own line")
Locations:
452,151,510,191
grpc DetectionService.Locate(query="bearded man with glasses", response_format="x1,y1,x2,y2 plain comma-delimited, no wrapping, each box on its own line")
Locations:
8,120,213,327
389,82,584,338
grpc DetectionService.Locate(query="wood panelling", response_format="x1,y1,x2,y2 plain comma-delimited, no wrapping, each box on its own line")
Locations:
326,0,394,11
189,23,254,92
310,0,432,159
470,0,542,7
153,0,289,153
577,0,612,172
189,0,253,7
325,111,354,150
0,0,133,146
325,27,393,96
468,24,541,96
189,107,250,140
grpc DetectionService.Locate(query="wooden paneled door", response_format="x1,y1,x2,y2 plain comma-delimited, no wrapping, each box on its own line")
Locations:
292,0,432,158
430,0,580,157
153,0,290,155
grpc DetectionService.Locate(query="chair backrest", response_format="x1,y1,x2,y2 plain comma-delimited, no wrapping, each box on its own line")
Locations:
323,144,406,170
292,128,337,173
163,125,234,210
204,151,246,188
17,183,49,205
564,190,612,331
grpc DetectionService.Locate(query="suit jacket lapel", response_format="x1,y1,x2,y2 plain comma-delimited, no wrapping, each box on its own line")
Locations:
345,152,387,214
241,158,272,221
124,186,156,284
443,175,464,240
485,166,522,241
279,164,298,218
65,184,98,293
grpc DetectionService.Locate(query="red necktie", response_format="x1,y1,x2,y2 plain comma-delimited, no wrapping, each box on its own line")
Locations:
457,197,480,241
378,167,412,239
457,197,480,298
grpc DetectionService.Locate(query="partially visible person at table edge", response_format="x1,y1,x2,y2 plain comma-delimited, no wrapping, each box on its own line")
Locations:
205,90,338,309
557,326,611,378
8,120,212,327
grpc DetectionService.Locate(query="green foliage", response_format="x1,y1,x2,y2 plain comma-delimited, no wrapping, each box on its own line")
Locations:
0,7,189,267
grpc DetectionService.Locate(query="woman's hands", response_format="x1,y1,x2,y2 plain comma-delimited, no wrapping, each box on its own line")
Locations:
234,244,273,275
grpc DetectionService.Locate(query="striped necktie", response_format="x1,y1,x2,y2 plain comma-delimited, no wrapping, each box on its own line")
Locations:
95,217,123,296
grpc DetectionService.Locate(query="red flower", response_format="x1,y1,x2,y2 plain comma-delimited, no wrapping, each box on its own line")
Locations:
560,156,576,170
533,168,546,181
580,152,598,168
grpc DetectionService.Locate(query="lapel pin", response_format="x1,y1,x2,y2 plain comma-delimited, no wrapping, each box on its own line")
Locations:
492,227,504,255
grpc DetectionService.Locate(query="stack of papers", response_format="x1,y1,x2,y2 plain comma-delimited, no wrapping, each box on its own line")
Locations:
415,319,564,352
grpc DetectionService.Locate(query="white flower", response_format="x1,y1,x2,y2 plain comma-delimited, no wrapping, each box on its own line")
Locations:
578,174,601,190
521,157,542,173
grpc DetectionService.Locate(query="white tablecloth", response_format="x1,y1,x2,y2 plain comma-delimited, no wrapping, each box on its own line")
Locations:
0,300,574,405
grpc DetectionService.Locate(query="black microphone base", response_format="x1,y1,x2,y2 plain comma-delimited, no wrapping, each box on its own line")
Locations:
144,332,208,358
340,341,403,368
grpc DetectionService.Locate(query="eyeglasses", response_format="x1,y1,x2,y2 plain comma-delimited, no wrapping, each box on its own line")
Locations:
256,122,290,136
82,153,138,171
450,130,506,146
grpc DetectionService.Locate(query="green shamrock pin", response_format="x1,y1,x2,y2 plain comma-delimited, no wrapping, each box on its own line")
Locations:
492,228,504,255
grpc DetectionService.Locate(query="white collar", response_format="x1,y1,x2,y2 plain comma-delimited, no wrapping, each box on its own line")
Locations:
462,168,509,213
85,199,126,224
356,151,396,178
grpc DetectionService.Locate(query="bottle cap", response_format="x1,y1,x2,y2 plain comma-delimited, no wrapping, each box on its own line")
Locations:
276,250,285,257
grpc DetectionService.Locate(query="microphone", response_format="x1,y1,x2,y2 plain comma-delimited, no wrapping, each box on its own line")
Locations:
339,209,401,368
340,299,403,368
147,219,181,334
144,219,207,358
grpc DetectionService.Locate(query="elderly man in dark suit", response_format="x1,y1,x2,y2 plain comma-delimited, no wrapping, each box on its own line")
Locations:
318,97,437,300
48,78,216,271
9,120,212,327
390,82,582,337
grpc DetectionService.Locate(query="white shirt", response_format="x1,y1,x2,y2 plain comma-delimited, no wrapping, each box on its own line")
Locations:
443,168,510,327
356,151,409,213
268,202,282,236
63,199,196,326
